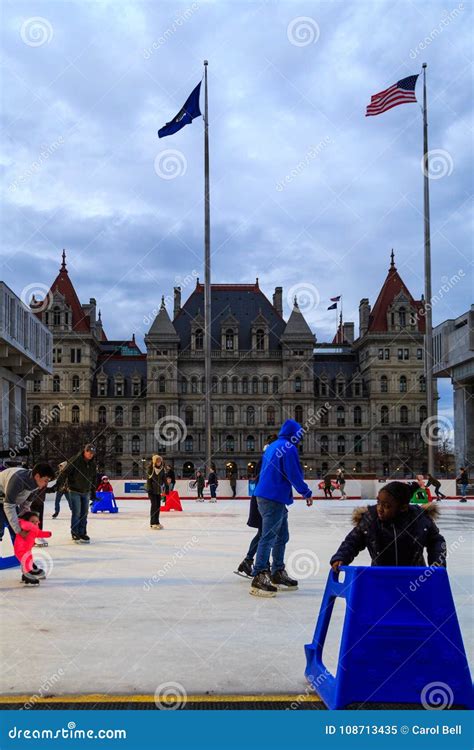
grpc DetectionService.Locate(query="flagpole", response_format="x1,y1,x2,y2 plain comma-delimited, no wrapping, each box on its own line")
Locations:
422,63,435,475
203,60,212,474
340,295,343,344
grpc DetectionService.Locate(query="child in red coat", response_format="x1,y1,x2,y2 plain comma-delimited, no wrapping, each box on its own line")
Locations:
97,475,114,493
14,511,52,586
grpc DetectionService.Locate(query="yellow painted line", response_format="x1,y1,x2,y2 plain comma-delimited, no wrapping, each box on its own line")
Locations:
0,693,321,704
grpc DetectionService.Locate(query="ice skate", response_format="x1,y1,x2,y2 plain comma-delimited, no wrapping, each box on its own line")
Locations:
234,558,253,578
271,568,298,591
249,571,277,598
34,538,48,547
22,573,40,586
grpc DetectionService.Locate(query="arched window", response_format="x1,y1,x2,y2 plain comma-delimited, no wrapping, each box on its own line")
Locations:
225,329,234,350
295,405,303,423
337,435,345,455
252,377,258,394
354,435,363,454
221,377,228,394
212,376,218,394
226,434,235,452
157,405,166,420
115,406,123,426
246,435,255,452
262,377,269,394
399,307,406,327
131,435,140,455
381,435,389,454
353,406,362,426
185,406,193,426
232,377,238,394
400,435,409,453
380,375,388,393
72,375,80,393
98,406,107,425
181,378,187,394
400,405,408,424
242,377,248,394
399,375,407,393
71,405,80,424
320,435,329,455
320,379,328,396
337,405,345,426
131,405,140,427
132,462,139,478
158,375,166,393
320,408,329,426
52,375,60,393
419,405,427,423
51,405,60,424
419,375,426,392
191,377,198,394
256,329,265,351
201,377,206,394
266,406,275,426
184,435,193,452
295,376,302,393
32,405,41,425
381,406,389,425
53,306,61,326
247,406,255,426
272,377,279,394
195,328,203,350
226,406,234,426
114,435,123,454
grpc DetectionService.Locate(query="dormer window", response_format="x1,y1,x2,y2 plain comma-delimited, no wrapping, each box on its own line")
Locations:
225,329,234,350
53,307,61,326
115,378,124,397
399,307,406,327
256,329,265,351
195,329,204,350
98,379,107,396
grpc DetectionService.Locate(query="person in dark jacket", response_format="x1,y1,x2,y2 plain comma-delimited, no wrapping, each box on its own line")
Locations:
229,471,237,498
330,481,447,570
457,468,469,502
208,467,218,502
250,420,313,597
236,435,277,577
165,464,176,494
194,471,205,501
146,455,166,528
60,444,97,543
323,474,333,498
425,473,446,500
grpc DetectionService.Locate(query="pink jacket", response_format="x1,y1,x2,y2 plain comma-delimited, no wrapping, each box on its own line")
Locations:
14,520,52,564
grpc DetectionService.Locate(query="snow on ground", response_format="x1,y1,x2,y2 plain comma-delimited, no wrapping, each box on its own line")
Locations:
0,498,472,697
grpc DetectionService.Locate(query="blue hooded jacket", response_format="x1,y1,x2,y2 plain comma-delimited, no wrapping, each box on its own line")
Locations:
253,419,312,505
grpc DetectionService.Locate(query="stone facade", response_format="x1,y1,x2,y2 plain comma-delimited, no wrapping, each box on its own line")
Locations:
27,251,429,478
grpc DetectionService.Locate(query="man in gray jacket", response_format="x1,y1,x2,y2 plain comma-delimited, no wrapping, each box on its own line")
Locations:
0,463,55,542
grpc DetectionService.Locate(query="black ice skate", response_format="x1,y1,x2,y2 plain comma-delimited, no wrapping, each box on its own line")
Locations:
249,571,277,598
271,568,298,590
234,559,253,578
22,573,40,586
31,564,46,579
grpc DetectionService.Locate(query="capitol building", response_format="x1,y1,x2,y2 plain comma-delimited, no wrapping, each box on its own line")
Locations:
27,251,429,479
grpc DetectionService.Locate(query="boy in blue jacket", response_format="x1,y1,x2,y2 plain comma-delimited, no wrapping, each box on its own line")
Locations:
251,419,313,597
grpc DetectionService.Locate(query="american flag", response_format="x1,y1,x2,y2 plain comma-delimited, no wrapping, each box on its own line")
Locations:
366,75,419,117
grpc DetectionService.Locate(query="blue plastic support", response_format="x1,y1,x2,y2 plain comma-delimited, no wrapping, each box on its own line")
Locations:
305,566,473,710
91,491,118,514
0,516,20,570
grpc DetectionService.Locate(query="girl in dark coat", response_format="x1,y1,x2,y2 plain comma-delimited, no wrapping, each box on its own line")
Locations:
330,481,447,570
146,455,165,529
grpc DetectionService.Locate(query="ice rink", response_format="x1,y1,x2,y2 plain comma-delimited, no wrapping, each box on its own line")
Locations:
1,497,472,698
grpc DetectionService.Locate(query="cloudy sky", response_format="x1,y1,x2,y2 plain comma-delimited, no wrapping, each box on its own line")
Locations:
1,0,472,415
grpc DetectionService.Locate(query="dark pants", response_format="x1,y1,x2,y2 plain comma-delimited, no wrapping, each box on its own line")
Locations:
68,492,89,536
433,486,445,499
0,504,14,542
253,498,289,576
149,493,161,525
246,530,261,561
197,487,204,498
54,491,68,515
209,483,217,499
324,487,332,498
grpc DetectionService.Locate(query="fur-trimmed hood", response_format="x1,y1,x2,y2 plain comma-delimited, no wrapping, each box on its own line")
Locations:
352,502,440,526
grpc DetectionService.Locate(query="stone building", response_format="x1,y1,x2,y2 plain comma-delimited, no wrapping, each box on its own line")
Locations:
27,250,429,478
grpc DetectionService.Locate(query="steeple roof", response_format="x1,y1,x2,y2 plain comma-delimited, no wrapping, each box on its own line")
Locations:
281,298,315,342
367,250,425,333
147,297,179,340
33,250,90,332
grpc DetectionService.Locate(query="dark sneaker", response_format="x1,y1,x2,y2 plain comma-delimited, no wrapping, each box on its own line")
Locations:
237,559,253,577
31,565,46,579
250,571,277,598
22,573,40,586
79,534,91,543
52,513,59,518
271,568,298,590
459,499,467,503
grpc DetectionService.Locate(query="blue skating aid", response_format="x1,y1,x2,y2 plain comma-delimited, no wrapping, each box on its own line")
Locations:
91,491,118,514
0,516,20,569
304,566,473,709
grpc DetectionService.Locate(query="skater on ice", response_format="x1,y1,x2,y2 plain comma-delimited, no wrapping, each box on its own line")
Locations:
193,470,205,501
146,454,166,529
96,475,113,493
208,466,218,502
59,444,97,543
0,462,55,542
14,511,52,586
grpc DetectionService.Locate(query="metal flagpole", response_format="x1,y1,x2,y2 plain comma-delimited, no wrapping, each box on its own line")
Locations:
422,63,435,475
203,60,212,473
340,295,343,344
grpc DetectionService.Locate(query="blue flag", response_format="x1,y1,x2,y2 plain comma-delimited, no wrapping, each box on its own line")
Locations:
327,302,337,310
158,82,202,138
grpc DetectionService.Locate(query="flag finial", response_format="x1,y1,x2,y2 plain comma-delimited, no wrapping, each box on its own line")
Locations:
294,295,298,308
390,249,396,270
61,249,67,271
161,295,165,309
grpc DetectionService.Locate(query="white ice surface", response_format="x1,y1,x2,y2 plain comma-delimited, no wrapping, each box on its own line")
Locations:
0,498,472,697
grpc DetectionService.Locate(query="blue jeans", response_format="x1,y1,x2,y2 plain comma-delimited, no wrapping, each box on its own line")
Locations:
460,484,468,498
209,483,217,498
253,497,289,576
54,491,68,515
246,530,261,561
68,492,90,536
